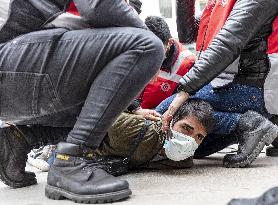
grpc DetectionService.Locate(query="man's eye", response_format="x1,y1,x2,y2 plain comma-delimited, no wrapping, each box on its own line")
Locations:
183,125,191,132
197,134,205,141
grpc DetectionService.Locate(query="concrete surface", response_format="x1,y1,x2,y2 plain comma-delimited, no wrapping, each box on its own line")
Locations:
1,146,278,205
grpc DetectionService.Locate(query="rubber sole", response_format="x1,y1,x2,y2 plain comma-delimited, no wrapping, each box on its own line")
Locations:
224,126,278,168
45,185,132,204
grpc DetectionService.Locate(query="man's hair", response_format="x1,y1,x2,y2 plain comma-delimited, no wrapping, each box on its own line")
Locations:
145,16,172,44
129,0,142,14
172,99,215,134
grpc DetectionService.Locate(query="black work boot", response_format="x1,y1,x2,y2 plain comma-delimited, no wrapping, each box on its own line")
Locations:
0,124,70,188
0,124,37,188
223,111,278,168
227,187,278,205
45,142,132,204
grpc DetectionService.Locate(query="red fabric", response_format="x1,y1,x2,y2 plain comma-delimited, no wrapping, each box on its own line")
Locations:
196,0,236,51
139,40,196,109
268,17,278,54
196,0,277,55
67,2,80,16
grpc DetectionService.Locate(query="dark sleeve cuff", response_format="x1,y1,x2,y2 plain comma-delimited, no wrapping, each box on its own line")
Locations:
126,99,141,113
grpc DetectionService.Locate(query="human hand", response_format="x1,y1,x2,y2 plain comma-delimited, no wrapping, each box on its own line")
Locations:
162,91,189,134
134,108,161,121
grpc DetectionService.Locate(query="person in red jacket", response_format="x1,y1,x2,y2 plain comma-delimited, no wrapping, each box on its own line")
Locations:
160,0,278,168
127,16,196,120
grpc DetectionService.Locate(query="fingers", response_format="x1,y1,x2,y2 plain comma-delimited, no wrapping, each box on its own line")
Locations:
145,114,161,121
145,111,161,121
162,112,173,133
150,110,161,117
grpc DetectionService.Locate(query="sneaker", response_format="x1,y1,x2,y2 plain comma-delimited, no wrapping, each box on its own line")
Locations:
28,145,56,172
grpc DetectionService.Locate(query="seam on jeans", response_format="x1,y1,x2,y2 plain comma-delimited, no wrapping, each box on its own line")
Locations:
83,42,148,146
13,101,85,123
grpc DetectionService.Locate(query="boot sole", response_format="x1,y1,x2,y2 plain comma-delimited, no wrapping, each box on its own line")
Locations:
224,126,278,168
45,184,132,204
0,126,37,188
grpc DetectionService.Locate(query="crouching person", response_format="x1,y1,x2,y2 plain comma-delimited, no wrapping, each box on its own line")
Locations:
95,99,214,171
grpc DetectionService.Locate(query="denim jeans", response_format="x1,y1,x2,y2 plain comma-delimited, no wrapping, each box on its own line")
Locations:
156,83,269,157
156,83,269,135
0,27,164,148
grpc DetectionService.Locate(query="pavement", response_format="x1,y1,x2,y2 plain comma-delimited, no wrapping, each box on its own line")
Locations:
1,146,278,205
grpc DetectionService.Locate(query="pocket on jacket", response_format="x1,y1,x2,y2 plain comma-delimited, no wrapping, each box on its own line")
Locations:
0,71,60,120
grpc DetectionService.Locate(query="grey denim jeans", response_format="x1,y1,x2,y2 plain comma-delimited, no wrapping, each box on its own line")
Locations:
0,27,164,148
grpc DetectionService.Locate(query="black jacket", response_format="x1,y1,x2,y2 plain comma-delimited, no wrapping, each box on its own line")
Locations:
176,0,278,94
0,0,147,44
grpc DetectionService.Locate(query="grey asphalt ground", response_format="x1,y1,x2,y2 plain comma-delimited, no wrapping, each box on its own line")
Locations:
1,146,278,205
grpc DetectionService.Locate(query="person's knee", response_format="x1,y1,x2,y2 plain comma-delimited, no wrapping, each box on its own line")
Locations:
142,29,164,60
133,29,164,75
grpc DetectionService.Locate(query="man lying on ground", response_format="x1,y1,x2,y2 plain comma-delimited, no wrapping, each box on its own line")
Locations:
92,98,214,172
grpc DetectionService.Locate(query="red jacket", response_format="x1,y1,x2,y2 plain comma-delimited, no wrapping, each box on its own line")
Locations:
196,0,277,54
139,39,196,109
268,17,278,54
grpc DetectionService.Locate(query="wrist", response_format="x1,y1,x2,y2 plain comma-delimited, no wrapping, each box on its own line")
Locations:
132,106,142,114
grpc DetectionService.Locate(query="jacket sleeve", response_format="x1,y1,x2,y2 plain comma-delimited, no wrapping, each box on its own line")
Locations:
176,0,200,44
179,0,278,94
72,0,147,29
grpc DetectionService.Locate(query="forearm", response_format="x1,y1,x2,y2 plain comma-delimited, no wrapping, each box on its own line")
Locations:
73,0,147,29
176,0,199,44
179,0,278,94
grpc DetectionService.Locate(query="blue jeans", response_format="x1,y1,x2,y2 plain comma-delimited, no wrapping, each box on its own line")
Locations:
156,83,269,135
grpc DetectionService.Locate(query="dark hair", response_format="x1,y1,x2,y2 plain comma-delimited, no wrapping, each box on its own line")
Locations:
145,16,172,44
129,0,142,14
172,99,215,134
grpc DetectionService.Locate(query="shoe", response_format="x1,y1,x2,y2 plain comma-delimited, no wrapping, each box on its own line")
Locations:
227,187,278,205
45,142,132,204
223,111,278,168
28,145,56,171
0,124,37,188
0,123,70,188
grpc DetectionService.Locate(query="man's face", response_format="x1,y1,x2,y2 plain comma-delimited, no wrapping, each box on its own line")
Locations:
172,115,207,145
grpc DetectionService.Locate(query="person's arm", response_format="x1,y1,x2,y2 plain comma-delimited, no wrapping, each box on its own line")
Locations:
127,99,161,121
163,0,278,132
73,0,147,29
178,0,278,95
176,0,200,44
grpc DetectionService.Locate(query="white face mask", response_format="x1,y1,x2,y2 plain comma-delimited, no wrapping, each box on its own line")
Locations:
163,122,199,161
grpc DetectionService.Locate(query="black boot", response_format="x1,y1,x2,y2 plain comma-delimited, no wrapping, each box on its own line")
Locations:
227,187,278,205
45,142,132,204
223,111,278,168
0,124,37,188
0,124,70,188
